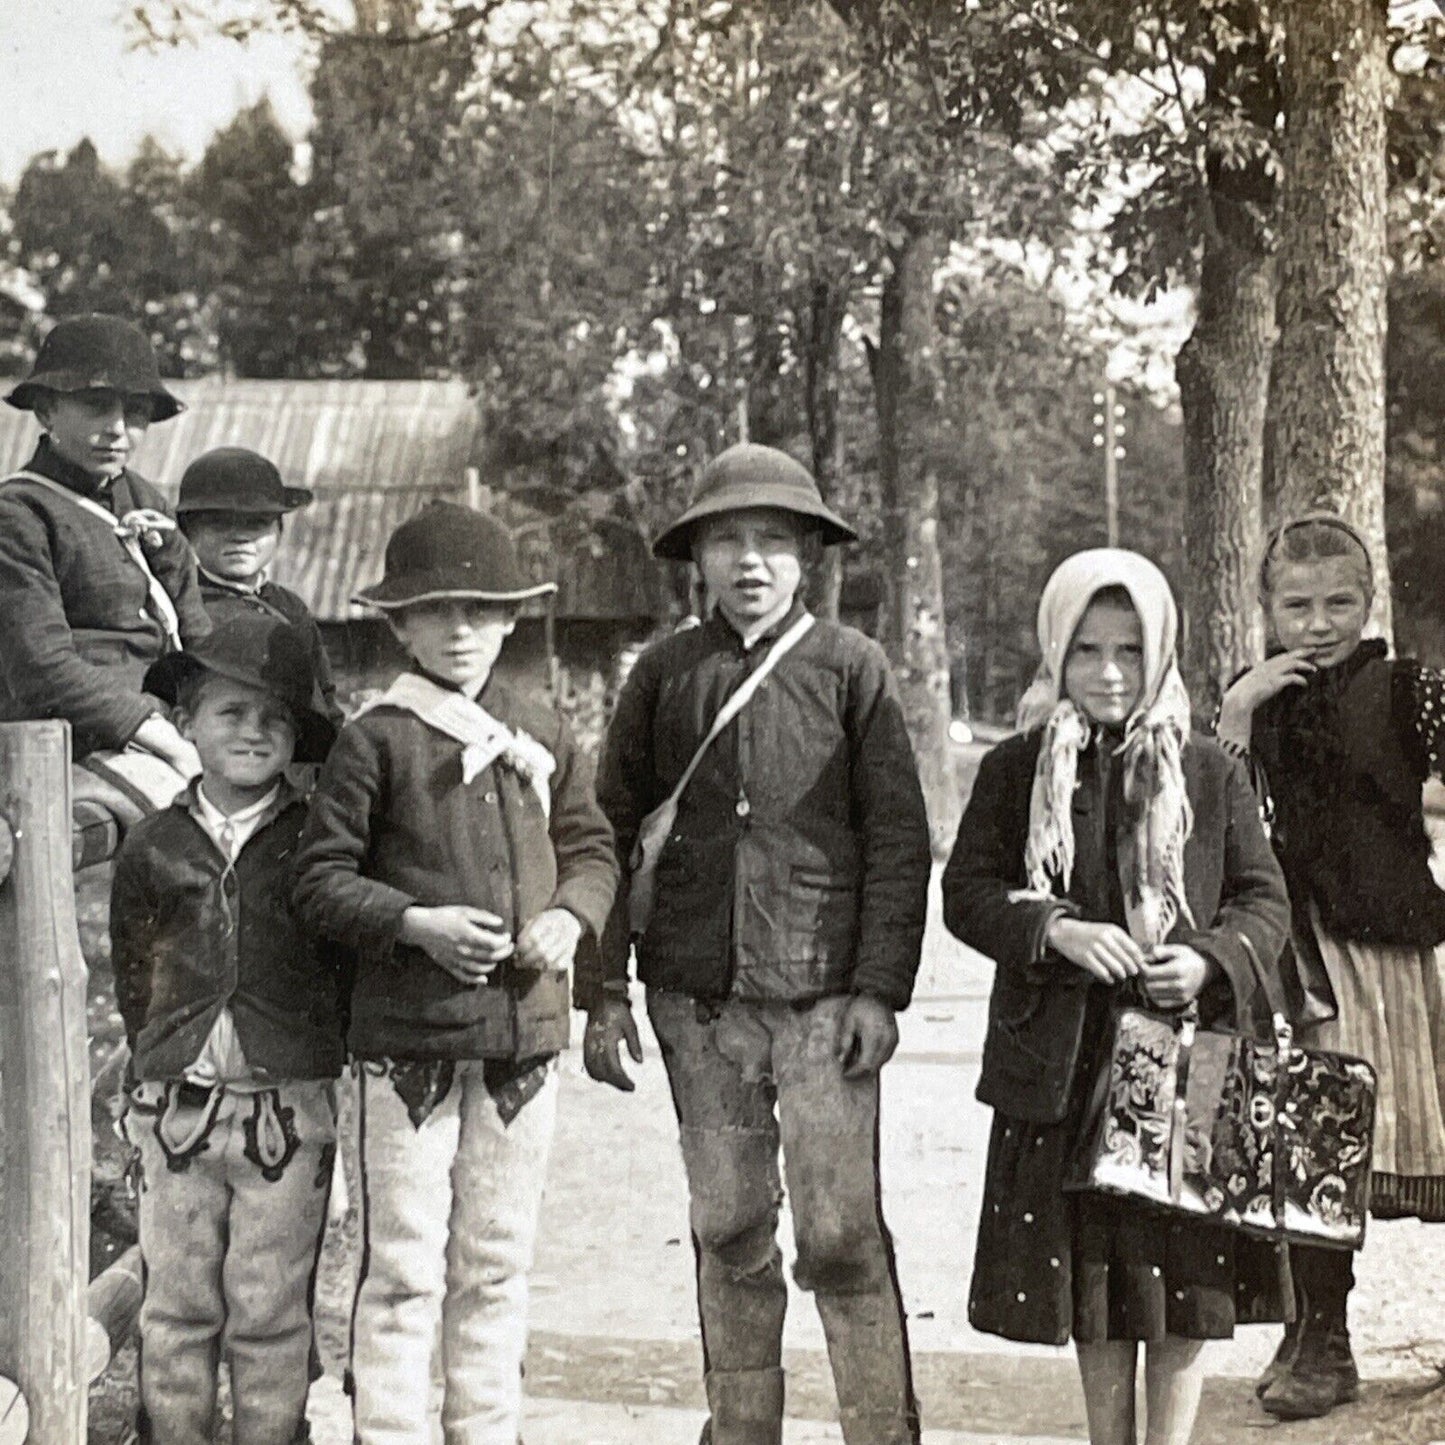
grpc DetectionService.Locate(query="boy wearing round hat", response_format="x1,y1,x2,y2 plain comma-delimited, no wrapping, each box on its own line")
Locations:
293,502,617,1443
587,443,932,1445
109,614,345,1444
178,445,340,724
0,314,210,784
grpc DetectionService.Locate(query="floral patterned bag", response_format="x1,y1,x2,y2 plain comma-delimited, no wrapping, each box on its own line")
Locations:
1069,935,1377,1249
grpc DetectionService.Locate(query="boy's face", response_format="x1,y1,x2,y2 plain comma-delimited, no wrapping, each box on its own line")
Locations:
178,676,297,804
37,388,153,481
389,598,517,690
184,511,282,584
693,507,806,633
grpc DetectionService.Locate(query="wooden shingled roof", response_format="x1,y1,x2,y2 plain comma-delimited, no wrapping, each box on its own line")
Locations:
0,377,666,623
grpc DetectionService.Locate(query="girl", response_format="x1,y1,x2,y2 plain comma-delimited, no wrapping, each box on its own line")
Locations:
944,549,1291,1445
1217,513,1445,1421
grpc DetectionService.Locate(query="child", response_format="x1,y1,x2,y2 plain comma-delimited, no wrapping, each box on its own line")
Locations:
586,443,933,1445
0,314,210,794
943,549,1290,1445
177,446,341,724
1217,513,1445,1421
109,614,344,1444
293,501,617,1443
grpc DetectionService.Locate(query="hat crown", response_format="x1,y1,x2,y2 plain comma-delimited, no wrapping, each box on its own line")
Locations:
195,615,317,707
691,443,823,509
30,314,164,389
178,447,302,514
385,502,521,578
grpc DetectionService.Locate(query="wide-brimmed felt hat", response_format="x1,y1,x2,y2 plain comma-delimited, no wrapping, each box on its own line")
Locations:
5,314,184,421
651,443,858,562
177,447,313,516
354,500,557,610
145,615,336,764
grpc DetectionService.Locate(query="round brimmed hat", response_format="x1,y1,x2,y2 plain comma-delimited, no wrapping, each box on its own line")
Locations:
651,443,858,562
5,314,184,421
145,615,336,764
354,501,557,610
177,448,313,517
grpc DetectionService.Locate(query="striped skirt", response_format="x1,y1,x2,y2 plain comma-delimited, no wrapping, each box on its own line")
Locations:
1301,907,1445,1222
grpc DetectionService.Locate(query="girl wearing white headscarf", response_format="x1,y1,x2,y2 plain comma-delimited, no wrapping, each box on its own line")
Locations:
943,550,1292,1445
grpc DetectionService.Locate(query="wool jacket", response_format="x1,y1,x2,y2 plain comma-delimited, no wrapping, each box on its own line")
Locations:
111,781,347,1083
197,572,341,724
0,438,211,755
293,676,618,1061
943,727,1290,1124
589,603,932,1011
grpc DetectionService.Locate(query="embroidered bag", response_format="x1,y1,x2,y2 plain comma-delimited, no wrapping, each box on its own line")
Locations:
1070,934,1377,1249
628,612,815,936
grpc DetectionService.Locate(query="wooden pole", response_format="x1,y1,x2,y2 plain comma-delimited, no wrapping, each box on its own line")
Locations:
0,721,90,1441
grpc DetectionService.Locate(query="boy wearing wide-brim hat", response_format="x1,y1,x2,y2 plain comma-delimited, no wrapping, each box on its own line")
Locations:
109,614,345,1443
178,446,341,723
293,501,617,1442
0,315,210,785
587,443,932,1445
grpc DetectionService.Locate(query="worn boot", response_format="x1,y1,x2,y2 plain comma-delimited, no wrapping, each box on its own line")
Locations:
1255,1315,1304,1399
702,1367,785,1445
1261,1246,1359,1421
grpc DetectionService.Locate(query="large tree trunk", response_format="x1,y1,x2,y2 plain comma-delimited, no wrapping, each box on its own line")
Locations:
872,225,955,849
1272,0,1393,634
802,277,848,621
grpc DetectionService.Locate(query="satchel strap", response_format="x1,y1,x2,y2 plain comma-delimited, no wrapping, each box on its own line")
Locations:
1236,930,1293,1047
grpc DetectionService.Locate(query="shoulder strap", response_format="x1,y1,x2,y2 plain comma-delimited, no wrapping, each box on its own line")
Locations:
663,611,816,814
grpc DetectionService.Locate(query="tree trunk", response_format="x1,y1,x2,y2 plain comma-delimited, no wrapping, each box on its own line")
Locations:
1272,0,1393,634
803,278,847,621
872,225,955,850
1177,239,1276,716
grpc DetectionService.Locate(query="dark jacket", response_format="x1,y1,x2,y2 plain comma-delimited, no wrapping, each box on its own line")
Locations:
197,571,342,725
590,604,932,1011
0,438,211,755
293,677,618,1061
942,728,1290,1124
110,781,346,1082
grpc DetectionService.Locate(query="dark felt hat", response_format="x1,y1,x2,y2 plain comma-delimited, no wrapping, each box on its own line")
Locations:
651,443,857,561
177,447,313,516
5,314,184,421
145,615,336,764
353,501,557,610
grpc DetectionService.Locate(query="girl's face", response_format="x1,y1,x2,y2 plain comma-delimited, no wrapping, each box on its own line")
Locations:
1064,598,1145,728
389,597,516,691
1265,558,1371,667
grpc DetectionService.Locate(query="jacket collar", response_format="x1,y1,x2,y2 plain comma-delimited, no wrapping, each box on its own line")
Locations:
702,596,808,654
199,564,268,596
173,773,305,830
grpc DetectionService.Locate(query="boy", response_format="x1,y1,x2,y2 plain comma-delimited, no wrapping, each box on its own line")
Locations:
109,614,344,1444
177,446,341,724
0,314,209,790
293,501,617,1443
584,443,933,1445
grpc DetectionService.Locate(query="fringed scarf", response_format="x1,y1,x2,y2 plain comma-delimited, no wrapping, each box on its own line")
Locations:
1017,549,1195,947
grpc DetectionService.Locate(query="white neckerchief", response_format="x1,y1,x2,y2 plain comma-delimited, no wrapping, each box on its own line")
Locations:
355,672,556,815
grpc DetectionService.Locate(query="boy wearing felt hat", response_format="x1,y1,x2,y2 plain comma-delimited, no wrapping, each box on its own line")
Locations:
0,314,210,787
293,502,617,1443
109,614,345,1444
586,444,932,1445
178,446,340,723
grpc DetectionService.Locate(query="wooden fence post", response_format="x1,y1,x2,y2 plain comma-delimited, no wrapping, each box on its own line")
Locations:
0,721,91,1440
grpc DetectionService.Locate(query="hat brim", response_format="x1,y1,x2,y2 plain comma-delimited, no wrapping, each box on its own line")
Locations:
5,375,185,422
175,486,314,517
144,652,336,765
353,575,559,610
652,492,858,561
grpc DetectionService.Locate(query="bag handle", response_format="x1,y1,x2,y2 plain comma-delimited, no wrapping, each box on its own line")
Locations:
1236,930,1294,1049
658,611,816,816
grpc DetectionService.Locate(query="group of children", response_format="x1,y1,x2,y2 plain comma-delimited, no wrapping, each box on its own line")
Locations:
0,313,1440,1445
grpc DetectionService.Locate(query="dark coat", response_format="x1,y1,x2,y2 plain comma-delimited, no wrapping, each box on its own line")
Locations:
197,572,341,724
590,604,932,1011
0,438,211,755
943,728,1290,1124
293,677,618,1062
111,783,346,1082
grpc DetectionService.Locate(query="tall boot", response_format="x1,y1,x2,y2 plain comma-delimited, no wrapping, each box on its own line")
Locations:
1261,1246,1359,1421
701,1366,785,1445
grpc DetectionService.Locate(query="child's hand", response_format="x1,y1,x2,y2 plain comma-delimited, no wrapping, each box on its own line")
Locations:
515,908,583,972
1046,917,1146,984
1140,945,1216,1010
583,998,644,1091
835,996,899,1078
399,905,514,985
1217,651,1316,745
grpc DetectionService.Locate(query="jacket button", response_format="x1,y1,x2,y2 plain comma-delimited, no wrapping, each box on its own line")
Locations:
735,797,751,818
484,790,498,804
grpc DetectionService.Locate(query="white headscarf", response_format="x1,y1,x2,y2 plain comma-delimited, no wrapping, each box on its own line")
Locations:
1017,549,1195,946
